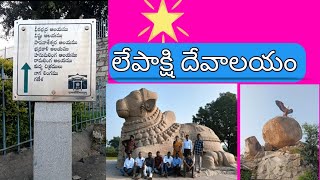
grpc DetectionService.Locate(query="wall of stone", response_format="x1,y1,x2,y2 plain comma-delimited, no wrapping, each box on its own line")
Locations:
96,37,108,85
95,37,107,105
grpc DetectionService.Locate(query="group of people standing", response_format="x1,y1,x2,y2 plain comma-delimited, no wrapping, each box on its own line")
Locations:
120,134,204,179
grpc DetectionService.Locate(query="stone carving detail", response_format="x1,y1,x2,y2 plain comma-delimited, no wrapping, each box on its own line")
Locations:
116,88,236,169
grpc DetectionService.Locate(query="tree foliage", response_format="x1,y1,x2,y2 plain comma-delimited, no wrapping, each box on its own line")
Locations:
299,123,318,179
192,92,237,155
108,136,120,151
0,1,108,37
106,146,118,157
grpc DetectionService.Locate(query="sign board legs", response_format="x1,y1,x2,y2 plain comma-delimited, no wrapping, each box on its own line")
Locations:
33,102,72,180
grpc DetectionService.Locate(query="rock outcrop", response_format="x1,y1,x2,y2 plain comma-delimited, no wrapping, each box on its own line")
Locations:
116,88,237,169
243,130,306,179
262,116,302,149
244,136,263,158
264,142,273,151
242,149,305,180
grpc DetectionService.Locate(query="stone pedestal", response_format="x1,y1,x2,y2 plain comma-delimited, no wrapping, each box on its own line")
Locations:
33,102,72,180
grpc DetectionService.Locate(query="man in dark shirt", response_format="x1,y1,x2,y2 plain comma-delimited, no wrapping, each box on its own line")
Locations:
143,152,154,180
154,151,163,175
183,153,194,178
122,135,137,157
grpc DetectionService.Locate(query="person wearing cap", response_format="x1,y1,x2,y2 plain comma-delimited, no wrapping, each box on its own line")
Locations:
173,135,183,158
120,152,135,176
183,134,192,158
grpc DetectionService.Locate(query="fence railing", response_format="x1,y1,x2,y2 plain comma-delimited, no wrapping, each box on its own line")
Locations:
96,19,108,38
0,60,106,155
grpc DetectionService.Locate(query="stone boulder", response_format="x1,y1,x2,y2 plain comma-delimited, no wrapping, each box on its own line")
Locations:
116,88,237,169
264,142,273,151
256,151,304,179
244,136,263,158
262,116,302,149
242,148,306,180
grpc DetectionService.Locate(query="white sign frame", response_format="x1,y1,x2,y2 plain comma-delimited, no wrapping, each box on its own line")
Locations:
12,19,96,102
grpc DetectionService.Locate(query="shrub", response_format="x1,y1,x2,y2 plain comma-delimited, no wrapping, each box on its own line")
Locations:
300,123,318,179
106,146,118,157
241,169,252,180
288,147,301,154
298,170,318,180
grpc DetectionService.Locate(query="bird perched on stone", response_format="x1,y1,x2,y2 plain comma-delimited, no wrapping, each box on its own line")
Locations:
275,100,293,117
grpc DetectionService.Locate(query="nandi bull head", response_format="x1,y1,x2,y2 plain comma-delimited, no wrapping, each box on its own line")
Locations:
116,88,158,121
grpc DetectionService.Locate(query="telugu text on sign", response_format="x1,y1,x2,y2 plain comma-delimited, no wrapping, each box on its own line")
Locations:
13,19,96,101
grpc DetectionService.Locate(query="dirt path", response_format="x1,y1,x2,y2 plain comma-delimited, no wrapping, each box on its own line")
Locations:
106,160,236,180
72,154,106,180
0,149,33,180
0,148,106,180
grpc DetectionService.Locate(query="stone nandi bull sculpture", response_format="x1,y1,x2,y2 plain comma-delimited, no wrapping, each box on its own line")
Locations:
115,88,236,169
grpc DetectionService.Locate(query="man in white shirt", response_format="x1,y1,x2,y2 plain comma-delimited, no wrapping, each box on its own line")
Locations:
162,151,173,177
133,152,145,179
183,134,193,158
120,152,135,176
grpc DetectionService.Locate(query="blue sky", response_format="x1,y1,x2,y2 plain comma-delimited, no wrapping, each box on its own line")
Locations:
106,84,237,140
240,84,319,154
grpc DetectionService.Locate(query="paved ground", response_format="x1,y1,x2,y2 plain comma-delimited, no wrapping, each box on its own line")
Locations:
106,160,237,180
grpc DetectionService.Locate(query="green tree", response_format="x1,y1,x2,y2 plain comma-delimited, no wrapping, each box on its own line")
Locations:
299,123,318,179
0,1,108,37
108,136,120,151
192,92,237,155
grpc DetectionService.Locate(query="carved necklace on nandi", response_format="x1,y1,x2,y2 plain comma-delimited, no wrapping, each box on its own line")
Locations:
121,96,180,147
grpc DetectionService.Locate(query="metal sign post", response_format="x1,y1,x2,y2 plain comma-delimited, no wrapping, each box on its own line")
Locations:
13,19,96,180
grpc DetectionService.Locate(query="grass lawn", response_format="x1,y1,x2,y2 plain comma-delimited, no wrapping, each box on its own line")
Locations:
106,156,117,160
